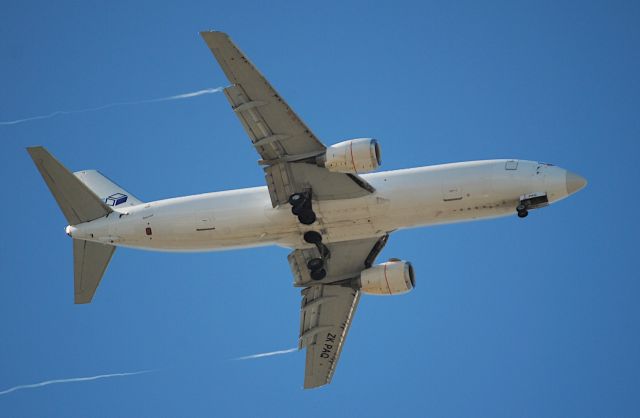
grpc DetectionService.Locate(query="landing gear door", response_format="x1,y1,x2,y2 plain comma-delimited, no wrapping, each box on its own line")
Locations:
520,192,549,210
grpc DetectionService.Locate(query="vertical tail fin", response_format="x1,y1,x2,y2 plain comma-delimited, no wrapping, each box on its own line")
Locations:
74,170,143,208
27,146,117,304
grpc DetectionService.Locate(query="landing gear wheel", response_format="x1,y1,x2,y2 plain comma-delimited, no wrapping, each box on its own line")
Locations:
290,192,316,225
307,258,324,271
303,231,322,244
289,193,306,206
310,268,327,281
517,209,528,218
517,204,526,212
298,210,317,225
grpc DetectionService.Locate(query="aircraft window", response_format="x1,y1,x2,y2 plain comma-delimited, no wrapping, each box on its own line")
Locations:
145,227,152,236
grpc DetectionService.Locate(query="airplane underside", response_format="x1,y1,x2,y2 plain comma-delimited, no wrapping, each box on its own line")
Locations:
27,31,586,389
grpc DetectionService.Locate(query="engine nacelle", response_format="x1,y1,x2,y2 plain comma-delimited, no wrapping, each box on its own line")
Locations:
359,260,415,295
318,138,381,174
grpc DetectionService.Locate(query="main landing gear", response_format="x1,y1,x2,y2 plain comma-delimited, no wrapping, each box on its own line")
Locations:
302,230,330,281
290,192,328,280
289,192,316,225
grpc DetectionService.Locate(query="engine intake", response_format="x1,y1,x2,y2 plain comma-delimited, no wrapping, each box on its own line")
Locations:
318,138,381,174
359,260,415,295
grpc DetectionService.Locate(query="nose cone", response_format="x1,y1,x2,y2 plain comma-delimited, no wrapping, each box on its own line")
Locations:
565,171,587,195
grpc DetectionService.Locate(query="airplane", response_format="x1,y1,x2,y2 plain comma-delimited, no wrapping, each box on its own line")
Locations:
27,31,587,389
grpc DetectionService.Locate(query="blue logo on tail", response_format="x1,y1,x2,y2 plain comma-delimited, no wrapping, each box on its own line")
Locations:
105,193,128,206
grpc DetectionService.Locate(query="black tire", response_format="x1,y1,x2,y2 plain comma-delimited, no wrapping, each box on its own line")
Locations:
517,210,528,218
303,231,322,244
298,210,317,225
310,268,327,281
517,204,526,212
289,193,306,206
291,196,310,215
307,258,324,271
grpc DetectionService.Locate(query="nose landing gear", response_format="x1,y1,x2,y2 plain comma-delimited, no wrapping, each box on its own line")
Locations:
516,192,549,218
517,204,529,218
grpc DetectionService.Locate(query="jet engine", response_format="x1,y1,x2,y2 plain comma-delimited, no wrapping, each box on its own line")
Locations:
317,138,381,174
359,259,415,295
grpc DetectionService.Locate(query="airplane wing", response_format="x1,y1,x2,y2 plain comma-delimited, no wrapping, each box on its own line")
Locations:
292,236,389,388
299,284,360,389
201,31,388,388
200,31,374,207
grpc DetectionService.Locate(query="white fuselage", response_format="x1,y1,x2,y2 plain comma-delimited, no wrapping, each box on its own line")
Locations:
67,160,574,251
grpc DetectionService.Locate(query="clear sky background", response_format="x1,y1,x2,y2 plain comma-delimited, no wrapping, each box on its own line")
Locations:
1,1,639,417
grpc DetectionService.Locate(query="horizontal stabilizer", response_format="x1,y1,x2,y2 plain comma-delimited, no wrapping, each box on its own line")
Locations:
74,239,116,304
27,146,112,225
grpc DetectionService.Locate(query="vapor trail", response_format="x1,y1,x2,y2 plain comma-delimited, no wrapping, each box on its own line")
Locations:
0,87,224,126
234,347,298,361
0,370,153,396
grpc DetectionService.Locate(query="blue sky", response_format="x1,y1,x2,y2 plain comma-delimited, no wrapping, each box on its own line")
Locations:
1,0,639,416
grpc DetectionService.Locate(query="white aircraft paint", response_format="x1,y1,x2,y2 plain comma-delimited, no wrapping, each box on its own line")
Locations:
66,159,586,252
27,31,589,389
